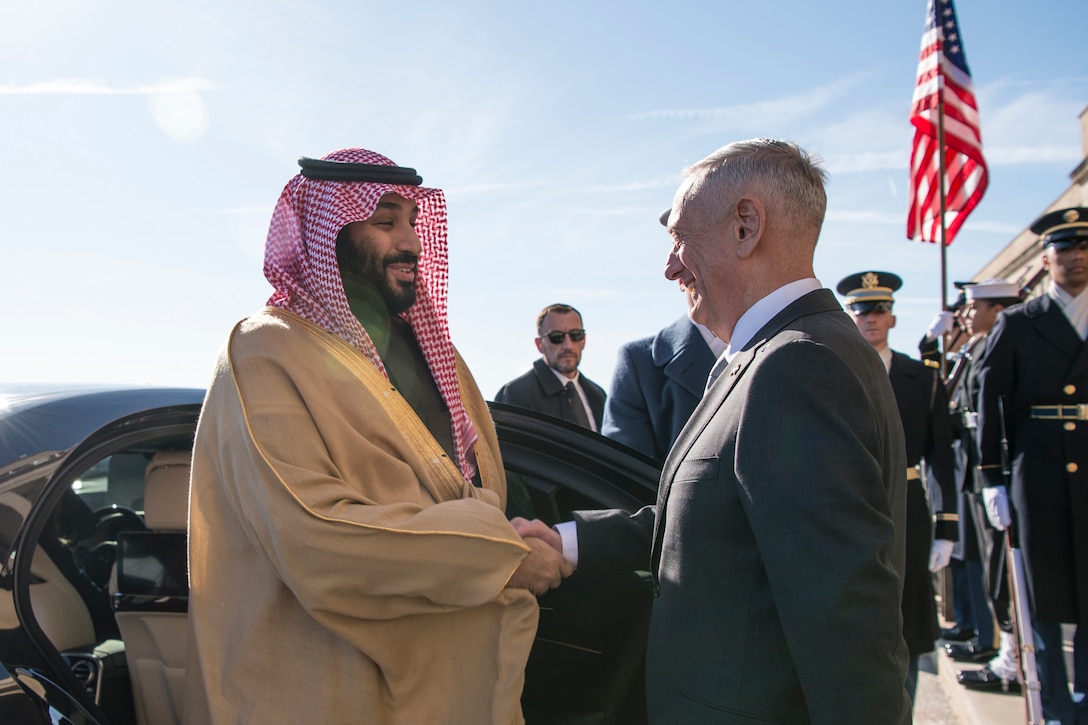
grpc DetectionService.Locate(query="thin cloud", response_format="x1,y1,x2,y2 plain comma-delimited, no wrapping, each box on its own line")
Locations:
822,142,1079,176
826,208,1021,235
212,206,274,216
446,180,544,195
627,74,869,122
824,151,905,174
987,145,1081,164
0,77,221,95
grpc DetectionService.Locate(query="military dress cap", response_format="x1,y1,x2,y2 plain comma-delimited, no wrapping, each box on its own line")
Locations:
836,271,903,313
965,277,1021,302
1031,207,1088,250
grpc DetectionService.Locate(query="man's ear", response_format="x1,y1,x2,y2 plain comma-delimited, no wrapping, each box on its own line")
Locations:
534,338,545,354
889,314,898,330
734,197,764,258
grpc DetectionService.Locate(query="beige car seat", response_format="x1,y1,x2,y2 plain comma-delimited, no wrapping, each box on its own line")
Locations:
113,450,191,725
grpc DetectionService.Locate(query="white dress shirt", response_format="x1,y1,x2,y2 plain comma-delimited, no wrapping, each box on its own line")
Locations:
547,366,597,432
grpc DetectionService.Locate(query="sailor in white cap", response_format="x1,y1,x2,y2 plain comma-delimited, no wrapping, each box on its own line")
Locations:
940,279,1026,690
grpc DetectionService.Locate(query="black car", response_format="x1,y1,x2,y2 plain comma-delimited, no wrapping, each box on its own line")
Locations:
0,384,659,725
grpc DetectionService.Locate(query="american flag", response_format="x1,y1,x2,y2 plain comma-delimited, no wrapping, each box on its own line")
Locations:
907,0,988,246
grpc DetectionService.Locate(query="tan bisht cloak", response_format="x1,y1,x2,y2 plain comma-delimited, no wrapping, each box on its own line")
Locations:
185,308,538,724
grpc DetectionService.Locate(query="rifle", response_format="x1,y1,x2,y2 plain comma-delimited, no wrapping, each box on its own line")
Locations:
998,397,1044,722
943,332,981,397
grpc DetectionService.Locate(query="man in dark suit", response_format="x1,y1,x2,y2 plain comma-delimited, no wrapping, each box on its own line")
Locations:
837,270,959,705
975,207,1088,723
602,208,725,460
494,303,607,431
521,138,911,723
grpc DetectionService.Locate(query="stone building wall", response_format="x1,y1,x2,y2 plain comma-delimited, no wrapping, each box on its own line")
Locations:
973,105,1088,297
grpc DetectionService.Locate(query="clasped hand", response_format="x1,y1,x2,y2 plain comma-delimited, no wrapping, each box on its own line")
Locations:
504,517,572,595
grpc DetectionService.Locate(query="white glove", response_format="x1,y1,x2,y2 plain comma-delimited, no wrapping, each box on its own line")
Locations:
928,539,955,572
983,486,1012,531
926,310,955,340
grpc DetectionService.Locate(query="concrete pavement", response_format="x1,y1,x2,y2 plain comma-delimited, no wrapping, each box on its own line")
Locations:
913,614,1057,725
916,648,1028,724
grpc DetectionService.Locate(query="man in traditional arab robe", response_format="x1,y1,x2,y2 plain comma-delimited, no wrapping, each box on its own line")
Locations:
185,148,571,724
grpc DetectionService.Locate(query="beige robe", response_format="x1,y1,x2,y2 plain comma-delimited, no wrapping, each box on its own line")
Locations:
185,308,537,724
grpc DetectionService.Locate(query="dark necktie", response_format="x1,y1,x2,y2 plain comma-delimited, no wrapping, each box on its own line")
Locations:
563,381,592,429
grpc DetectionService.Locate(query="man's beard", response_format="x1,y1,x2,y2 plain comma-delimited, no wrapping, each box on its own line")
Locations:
339,243,418,315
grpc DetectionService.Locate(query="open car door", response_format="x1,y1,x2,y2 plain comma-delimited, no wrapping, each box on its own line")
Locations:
1,390,659,725
490,403,660,725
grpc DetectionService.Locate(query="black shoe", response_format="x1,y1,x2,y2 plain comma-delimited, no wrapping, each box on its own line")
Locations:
943,641,1000,662
957,665,1021,693
940,625,977,642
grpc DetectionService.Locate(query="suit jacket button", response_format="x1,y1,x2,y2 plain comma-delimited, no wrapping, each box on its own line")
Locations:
1064,384,1077,395
1068,462,1079,474
1066,422,1076,432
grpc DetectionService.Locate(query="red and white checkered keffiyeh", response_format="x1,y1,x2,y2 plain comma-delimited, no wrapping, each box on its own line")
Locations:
264,147,478,480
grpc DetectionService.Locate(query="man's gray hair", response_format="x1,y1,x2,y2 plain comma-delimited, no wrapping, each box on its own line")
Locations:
682,138,828,236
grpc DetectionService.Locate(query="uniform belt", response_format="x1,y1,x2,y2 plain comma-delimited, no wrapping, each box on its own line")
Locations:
1030,404,1088,421
906,467,920,481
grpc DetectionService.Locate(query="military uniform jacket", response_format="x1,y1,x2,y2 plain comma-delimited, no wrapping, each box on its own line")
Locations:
976,295,1088,624
889,351,959,539
947,336,987,494
889,351,958,656
946,336,988,561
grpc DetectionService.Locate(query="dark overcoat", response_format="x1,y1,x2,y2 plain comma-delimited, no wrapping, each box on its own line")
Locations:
601,316,717,461
494,358,607,430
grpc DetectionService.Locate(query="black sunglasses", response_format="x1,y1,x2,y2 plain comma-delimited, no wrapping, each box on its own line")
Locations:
542,329,586,344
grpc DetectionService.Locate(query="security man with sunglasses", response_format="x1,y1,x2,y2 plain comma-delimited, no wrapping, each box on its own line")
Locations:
495,303,607,431
974,207,1088,722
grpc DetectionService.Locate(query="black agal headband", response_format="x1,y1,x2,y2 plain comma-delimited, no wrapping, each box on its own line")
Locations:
297,157,423,185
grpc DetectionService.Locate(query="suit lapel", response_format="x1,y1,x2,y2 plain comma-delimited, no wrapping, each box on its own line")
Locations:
651,289,840,575
651,347,757,575
657,318,716,399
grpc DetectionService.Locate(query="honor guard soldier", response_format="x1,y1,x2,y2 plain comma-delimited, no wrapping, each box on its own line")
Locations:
942,280,1026,690
838,270,959,705
975,207,1088,722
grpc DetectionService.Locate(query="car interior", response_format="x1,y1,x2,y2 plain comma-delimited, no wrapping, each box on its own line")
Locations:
19,416,654,725
25,437,193,725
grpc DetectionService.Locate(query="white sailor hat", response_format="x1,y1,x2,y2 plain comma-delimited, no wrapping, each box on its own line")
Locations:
964,278,1021,302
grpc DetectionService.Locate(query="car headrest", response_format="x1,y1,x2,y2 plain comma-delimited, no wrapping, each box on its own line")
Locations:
143,451,192,531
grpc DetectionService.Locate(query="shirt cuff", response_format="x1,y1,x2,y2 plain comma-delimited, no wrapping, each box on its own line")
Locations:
554,520,579,569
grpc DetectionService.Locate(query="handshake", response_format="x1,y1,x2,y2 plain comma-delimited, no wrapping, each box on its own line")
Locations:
505,517,574,596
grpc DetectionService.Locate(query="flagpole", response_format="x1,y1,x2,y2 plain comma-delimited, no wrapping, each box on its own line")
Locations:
936,70,950,376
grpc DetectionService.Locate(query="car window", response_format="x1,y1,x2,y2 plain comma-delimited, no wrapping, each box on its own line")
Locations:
69,452,151,514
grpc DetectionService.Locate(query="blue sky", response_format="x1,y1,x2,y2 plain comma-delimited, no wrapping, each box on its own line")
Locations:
2,0,1086,398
